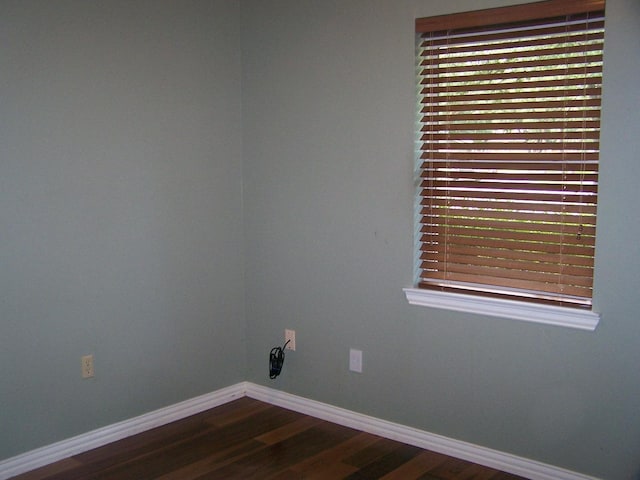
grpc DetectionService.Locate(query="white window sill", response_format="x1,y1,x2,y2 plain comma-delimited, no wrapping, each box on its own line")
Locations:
403,288,600,331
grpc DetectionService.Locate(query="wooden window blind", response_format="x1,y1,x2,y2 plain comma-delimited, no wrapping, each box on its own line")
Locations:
415,0,605,308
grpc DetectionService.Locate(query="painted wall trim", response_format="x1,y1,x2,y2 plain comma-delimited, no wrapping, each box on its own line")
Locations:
246,383,601,480
0,383,247,480
403,287,600,331
1,382,600,480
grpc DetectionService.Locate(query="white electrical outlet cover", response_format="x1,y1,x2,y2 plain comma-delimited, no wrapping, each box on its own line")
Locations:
349,349,362,373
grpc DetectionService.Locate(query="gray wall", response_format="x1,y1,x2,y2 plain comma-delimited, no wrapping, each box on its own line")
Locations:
1,0,245,459
242,1,640,479
2,0,639,479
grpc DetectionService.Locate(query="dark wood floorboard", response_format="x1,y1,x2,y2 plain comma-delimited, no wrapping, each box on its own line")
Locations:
10,397,529,480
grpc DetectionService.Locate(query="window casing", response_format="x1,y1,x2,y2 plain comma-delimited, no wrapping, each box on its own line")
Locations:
412,0,605,313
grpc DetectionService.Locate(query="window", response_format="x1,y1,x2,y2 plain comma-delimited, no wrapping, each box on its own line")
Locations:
405,0,605,329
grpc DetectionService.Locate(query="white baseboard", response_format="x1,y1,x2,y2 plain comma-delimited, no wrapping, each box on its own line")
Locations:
0,383,247,480
245,383,601,480
1,382,600,480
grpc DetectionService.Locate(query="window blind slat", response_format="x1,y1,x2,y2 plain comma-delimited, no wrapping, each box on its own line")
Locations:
420,216,596,236
420,235,595,257
420,151,599,162
422,132,601,140
422,198,598,216
420,189,598,206
422,77,602,95
419,227,596,247
420,246,595,266
420,67,603,86
419,272,593,299
421,57,603,78
420,116,601,128
421,207,597,226
422,88,603,105
421,99,602,114
421,145,600,156
420,28,605,52
421,255,593,279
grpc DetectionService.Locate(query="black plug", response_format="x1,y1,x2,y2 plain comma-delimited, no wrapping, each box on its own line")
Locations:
269,339,291,379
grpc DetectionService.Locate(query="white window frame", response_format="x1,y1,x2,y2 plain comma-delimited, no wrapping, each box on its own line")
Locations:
404,287,600,330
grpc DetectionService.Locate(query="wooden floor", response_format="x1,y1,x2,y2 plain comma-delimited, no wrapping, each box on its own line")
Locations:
11,397,528,480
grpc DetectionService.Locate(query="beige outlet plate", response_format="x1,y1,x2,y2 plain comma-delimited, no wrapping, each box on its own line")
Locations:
284,329,295,351
81,354,94,378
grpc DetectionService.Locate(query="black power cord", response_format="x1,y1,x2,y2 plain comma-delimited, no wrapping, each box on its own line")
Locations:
269,339,291,379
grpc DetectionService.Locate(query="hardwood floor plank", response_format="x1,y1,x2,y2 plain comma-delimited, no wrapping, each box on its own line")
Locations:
341,444,424,479
378,450,450,479
6,458,83,480
289,432,381,475
255,415,323,445
422,457,474,479
489,472,530,480
451,463,504,480
342,437,405,468
203,397,273,427
264,468,309,480
291,461,358,480
426,456,496,479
